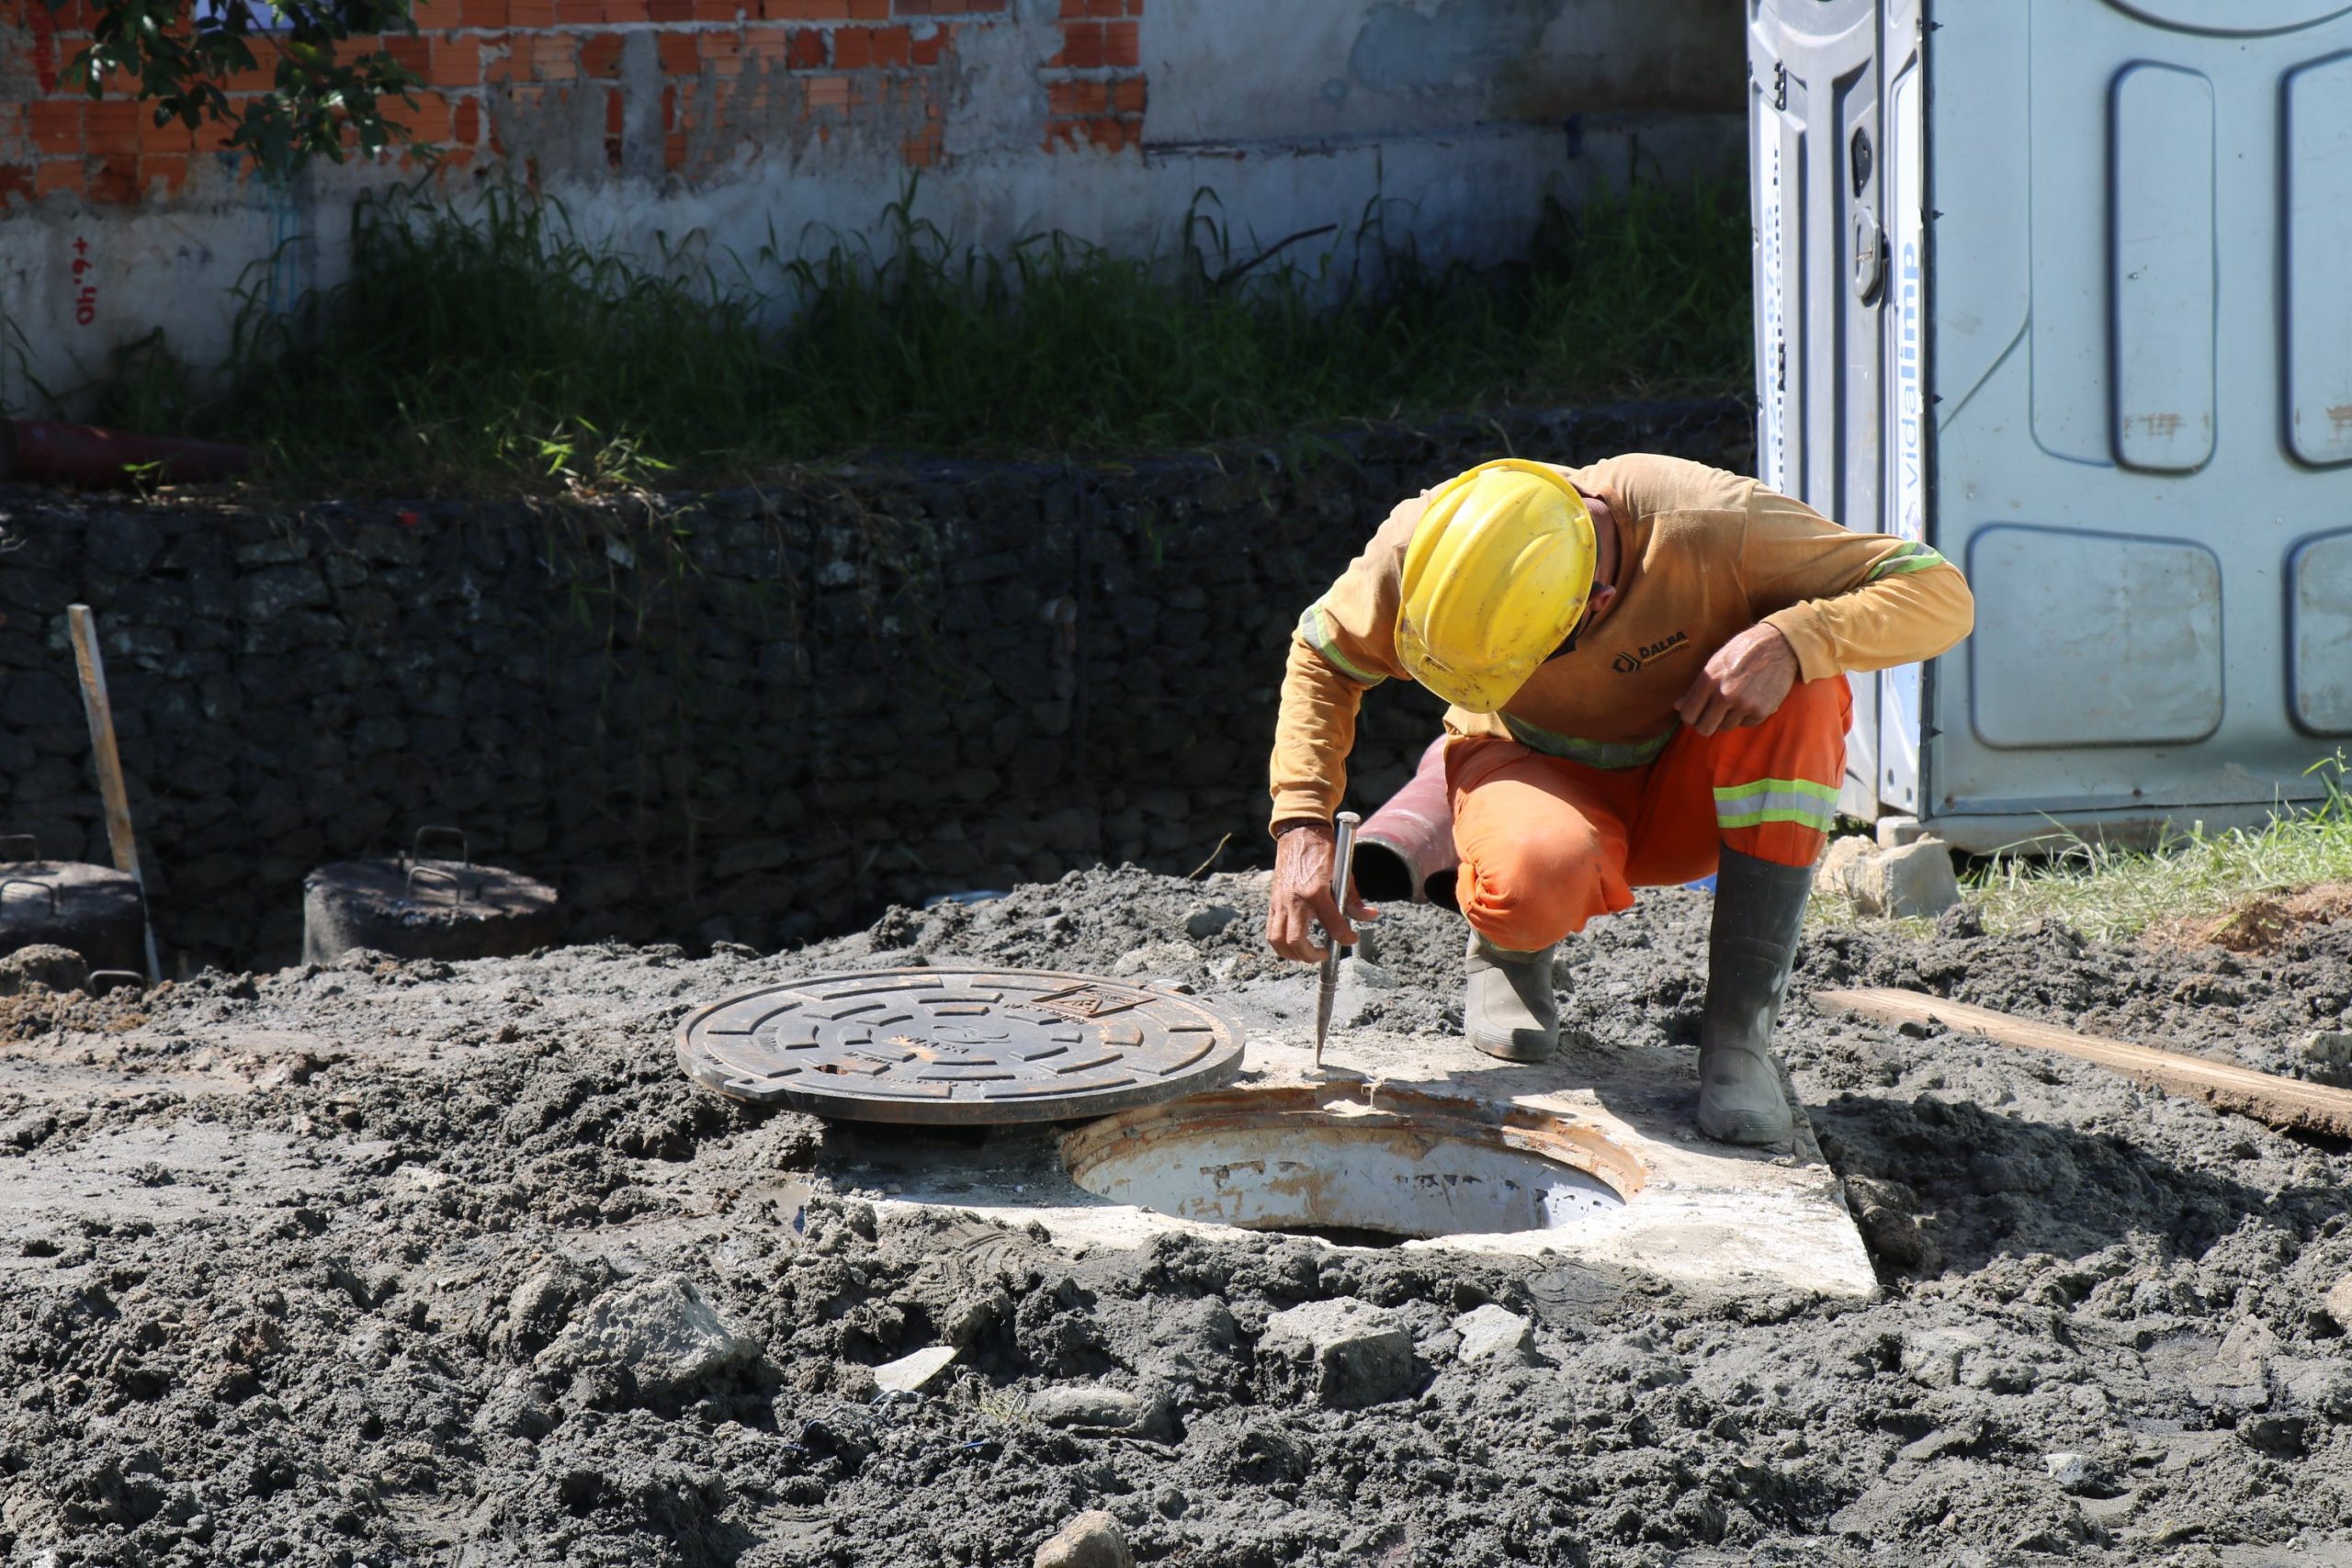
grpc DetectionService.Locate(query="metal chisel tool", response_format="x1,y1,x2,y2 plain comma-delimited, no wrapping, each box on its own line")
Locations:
1313,810,1362,1071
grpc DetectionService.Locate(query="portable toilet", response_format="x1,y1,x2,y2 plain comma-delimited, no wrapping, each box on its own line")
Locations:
1748,0,2352,852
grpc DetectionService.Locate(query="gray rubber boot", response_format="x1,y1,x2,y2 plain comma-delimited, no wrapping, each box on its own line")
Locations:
1696,848,1815,1145
1464,932,1561,1063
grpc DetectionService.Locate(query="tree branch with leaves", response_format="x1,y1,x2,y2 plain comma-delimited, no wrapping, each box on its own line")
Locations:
51,0,426,177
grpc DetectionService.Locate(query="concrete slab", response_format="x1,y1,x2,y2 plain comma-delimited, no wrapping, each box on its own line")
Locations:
824,1024,1878,1302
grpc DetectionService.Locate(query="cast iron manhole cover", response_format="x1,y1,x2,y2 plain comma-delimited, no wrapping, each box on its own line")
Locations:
676,967,1246,1124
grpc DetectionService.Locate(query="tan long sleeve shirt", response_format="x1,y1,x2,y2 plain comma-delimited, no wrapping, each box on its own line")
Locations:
1270,454,1975,828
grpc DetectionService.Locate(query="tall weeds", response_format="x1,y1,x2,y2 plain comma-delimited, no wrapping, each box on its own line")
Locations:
210,177,1751,493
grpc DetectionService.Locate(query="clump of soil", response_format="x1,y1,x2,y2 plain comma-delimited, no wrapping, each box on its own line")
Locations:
2148,881,2352,956
3,867,2349,1567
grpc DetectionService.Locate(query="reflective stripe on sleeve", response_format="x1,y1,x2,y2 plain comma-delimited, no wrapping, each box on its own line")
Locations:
1865,540,1952,581
1713,775,1840,831
1296,601,1387,687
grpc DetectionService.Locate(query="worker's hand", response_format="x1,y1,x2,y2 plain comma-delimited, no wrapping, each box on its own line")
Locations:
1677,623,1801,737
1266,822,1378,964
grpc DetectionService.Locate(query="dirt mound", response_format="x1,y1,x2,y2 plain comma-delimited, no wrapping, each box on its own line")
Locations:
2147,880,2352,956
2,867,2348,1566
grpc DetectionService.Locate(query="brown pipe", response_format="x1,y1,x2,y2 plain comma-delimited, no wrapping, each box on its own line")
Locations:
1353,735,1459,909
1,420,252,488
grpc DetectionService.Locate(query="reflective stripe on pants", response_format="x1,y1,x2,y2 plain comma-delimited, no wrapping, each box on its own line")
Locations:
1447,675,1851,950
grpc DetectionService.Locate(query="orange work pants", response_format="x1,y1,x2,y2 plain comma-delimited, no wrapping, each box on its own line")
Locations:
1446,676,1851,951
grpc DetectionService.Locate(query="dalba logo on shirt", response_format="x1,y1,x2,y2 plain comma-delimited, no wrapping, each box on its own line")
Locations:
1611,630,1690,674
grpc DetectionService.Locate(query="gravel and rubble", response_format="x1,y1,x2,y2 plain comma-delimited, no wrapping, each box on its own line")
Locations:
3,865,2351,1566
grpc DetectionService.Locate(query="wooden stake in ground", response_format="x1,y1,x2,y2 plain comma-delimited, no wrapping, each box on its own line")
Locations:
1813,987,2352,1140
66,604,162,983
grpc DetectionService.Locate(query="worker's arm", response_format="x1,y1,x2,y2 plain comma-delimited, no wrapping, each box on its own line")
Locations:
1269,636,1373,827
1265,498,1422,961
1265,496,1423,829
1266,640,1385,962
1676,489,1973,736
1739,491,1976,682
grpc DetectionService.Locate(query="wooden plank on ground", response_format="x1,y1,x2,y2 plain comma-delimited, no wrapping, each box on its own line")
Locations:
1811,987,2352,1140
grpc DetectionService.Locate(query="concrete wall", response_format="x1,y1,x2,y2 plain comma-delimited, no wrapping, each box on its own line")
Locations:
0,0,1744,413
0,400,1749,971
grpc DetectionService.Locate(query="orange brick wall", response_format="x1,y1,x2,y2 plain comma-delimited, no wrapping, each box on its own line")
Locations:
0,0,1148,207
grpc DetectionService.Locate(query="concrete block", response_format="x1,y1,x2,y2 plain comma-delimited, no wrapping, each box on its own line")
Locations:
1028,1384,1175,1441
1451,1304,1536,1366
1035,1510,1131,1568
1849,838,1962,919
894,1027,1880,1306
2300,1031,2352,1089
1818,834,1873,900
1259,1298,1418,1408
1874,814,1927,848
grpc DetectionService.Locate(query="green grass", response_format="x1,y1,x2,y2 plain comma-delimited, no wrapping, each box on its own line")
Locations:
175,175,1751,495
1820,755,2352,943
1967,813,2352,944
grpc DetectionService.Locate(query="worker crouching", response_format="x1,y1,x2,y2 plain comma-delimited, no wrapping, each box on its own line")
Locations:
1265,456,1974,1145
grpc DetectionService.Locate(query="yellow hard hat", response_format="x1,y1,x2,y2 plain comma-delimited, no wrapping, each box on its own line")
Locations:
1395,460,1596,713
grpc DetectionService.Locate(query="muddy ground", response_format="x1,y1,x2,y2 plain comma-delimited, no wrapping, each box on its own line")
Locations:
3,865,2349,1567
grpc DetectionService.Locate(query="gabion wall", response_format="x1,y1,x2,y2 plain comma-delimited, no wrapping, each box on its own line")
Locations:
0,402,1749,969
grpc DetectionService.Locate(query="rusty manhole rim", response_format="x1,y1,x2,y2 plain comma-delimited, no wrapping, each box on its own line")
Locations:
1059,1081,1651,1202
675,965,1247,1125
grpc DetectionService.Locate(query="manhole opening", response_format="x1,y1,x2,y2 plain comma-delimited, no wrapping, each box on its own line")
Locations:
1061,1087,1635,1244
1254,1223,1423,1251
